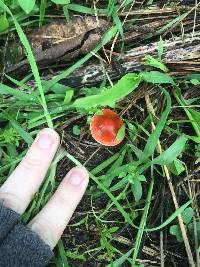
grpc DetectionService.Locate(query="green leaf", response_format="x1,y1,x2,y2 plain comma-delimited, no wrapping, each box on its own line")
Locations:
116,124,125,142
182,207,193,225
112,8,124,38
158,36,164,60
0,13,9,32
188,222,200,240
137,175,146,182
190,79,200,85
188,109,200,136
106,248,134,267
141,71,175,84
174,89,200,137
145,200,192,232
0,83,37,102
66,4,97,14
144,55,168,73
168,159,185,175
152,136,187,166
64,89,73,103
48,82,73,94
72,125,81,136
2,112,33,145
18,0,36,13
56,240,69,267
51,0,70,4
142,89,171,160
170,225,183,242
73,73,140,109
132,179,142,202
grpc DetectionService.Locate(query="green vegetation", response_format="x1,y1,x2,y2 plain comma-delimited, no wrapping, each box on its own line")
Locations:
0,1,199,266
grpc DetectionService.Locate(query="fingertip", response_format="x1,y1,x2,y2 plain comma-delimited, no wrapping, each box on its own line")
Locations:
67,166,89,187
37,128,60,143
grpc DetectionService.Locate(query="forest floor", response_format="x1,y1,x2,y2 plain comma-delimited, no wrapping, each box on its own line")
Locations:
0,1,200,266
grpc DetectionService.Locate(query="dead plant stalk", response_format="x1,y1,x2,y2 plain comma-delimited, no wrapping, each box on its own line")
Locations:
145,94,195,267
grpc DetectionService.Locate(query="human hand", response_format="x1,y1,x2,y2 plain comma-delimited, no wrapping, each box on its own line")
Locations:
0,128,89,249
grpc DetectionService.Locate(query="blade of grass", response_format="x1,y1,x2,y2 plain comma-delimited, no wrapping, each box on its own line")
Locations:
132,166,154,265
142,89,171,161
0,83,36,102
174,88,200,137
91,153,120,175
39,0,47,27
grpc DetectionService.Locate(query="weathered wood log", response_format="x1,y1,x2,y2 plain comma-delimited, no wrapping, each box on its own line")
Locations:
41,31,200,88
0,4,199,75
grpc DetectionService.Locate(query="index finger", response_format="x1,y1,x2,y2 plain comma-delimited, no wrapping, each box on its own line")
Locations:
0,128,60,214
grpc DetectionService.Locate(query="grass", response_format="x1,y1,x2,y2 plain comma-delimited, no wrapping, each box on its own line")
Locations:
0,1,200,266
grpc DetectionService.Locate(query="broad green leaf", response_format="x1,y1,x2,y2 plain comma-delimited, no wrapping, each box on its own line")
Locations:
132,179,142,202
0,13,9,32
72,125,81,136
152,136,187,166
141,71,175,84
73,73,140,108
144,55,168,73
18,0,36,14
170,225,183,242
182,207,193,224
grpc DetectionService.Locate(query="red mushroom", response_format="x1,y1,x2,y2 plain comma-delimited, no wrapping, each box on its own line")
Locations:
90,108,125,146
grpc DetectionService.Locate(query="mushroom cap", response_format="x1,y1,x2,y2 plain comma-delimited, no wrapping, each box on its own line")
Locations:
90,108,125,146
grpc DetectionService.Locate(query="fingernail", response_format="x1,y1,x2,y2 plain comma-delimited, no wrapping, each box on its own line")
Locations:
68,167,88,186
35,130,56,149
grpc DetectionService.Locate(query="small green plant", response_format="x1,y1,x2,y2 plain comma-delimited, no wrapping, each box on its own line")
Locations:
0,127,21,146
72,125,81,136
170,207,200,242
144,36,169,73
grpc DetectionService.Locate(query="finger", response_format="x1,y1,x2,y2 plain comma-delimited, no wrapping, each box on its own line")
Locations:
0,128,60,214
28,167,89,249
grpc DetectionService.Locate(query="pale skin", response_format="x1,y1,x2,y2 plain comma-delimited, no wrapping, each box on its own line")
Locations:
0,128,89,249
